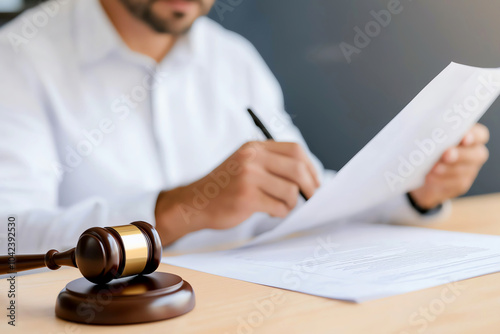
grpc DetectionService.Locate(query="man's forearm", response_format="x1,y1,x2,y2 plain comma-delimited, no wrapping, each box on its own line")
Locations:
154,188,206,247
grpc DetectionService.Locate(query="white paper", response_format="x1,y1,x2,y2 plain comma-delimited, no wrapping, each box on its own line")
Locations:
249,62,500,245
162,63,500,302
164,223,500,302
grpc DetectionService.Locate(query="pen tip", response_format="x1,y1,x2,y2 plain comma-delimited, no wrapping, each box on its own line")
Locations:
247,108,258,123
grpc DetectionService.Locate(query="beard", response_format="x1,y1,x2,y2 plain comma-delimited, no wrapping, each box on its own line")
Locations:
119,0,205,35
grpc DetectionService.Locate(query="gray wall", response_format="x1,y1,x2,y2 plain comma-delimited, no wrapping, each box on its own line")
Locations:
208,0,500,196
2,1,499,196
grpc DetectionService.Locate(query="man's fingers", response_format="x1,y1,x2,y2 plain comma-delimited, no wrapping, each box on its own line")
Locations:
468,123,490,145
429,163,477,178
415,124,489,210
261,150,318,199
460,133,475,146
441,147,460,164
261,141,320,187
439,145,489,166
460,124,490,147
255,188,291,218
425,169,478,195
255,167,300,210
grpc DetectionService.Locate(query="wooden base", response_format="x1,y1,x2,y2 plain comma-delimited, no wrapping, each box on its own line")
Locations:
55,272,195,325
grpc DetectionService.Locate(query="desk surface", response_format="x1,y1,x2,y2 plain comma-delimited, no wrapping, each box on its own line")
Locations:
2,194,500,334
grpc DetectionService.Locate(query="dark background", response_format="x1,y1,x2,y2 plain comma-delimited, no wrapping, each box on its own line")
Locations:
206,0,500,196
2,0,500,196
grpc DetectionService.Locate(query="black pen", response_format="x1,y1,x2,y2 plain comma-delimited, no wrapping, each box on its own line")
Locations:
247,108,309,201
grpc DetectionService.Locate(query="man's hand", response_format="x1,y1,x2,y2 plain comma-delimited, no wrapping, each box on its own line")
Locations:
154,141,320,246
409,124,490,210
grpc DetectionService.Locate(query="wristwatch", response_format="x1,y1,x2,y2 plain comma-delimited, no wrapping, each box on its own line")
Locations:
406,193,443,215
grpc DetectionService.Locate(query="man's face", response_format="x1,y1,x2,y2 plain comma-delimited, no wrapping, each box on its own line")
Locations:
119,0,216,35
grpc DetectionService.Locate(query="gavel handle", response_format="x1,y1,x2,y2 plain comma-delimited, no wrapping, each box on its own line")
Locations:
0,248,77,275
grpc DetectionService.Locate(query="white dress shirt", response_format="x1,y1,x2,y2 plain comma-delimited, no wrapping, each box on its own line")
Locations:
0,0,447,254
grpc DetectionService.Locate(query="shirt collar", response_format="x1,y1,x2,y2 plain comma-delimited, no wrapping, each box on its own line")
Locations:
162,17,207,69
75,0,124,65
75,0,207,68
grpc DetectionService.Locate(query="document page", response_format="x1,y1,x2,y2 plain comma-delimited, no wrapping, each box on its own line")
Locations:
164,63,500,302
249,63,500,245
164,223,500,302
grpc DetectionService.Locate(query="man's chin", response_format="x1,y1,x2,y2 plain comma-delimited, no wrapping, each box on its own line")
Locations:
149,1,201,32
160,22,195,35
143,14,197,35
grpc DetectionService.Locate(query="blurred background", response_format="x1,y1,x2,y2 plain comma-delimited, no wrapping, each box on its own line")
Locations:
2,0,500,196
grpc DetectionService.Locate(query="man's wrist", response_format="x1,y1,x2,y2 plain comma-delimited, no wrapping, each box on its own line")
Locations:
406,193,443,215
154,187,205,246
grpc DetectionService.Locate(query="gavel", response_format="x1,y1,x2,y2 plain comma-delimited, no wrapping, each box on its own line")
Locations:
0,221,162,284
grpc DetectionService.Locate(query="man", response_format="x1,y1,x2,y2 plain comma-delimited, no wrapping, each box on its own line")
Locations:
0,0,490,253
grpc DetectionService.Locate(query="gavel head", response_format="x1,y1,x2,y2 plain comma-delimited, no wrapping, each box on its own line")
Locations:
75,221,162,284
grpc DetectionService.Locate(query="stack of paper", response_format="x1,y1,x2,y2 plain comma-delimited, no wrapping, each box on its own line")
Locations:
165,222,500,302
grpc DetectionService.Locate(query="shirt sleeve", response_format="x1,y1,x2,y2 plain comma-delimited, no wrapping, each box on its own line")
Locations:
0,44,158,254
373,194,452,226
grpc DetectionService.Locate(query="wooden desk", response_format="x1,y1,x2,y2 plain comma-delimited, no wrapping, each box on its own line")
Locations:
1,194,500,334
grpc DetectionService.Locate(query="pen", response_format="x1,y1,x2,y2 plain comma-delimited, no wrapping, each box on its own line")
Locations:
247,108,309,201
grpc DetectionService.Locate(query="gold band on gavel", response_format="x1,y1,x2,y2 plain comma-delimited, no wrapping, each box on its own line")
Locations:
110,225,148,277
